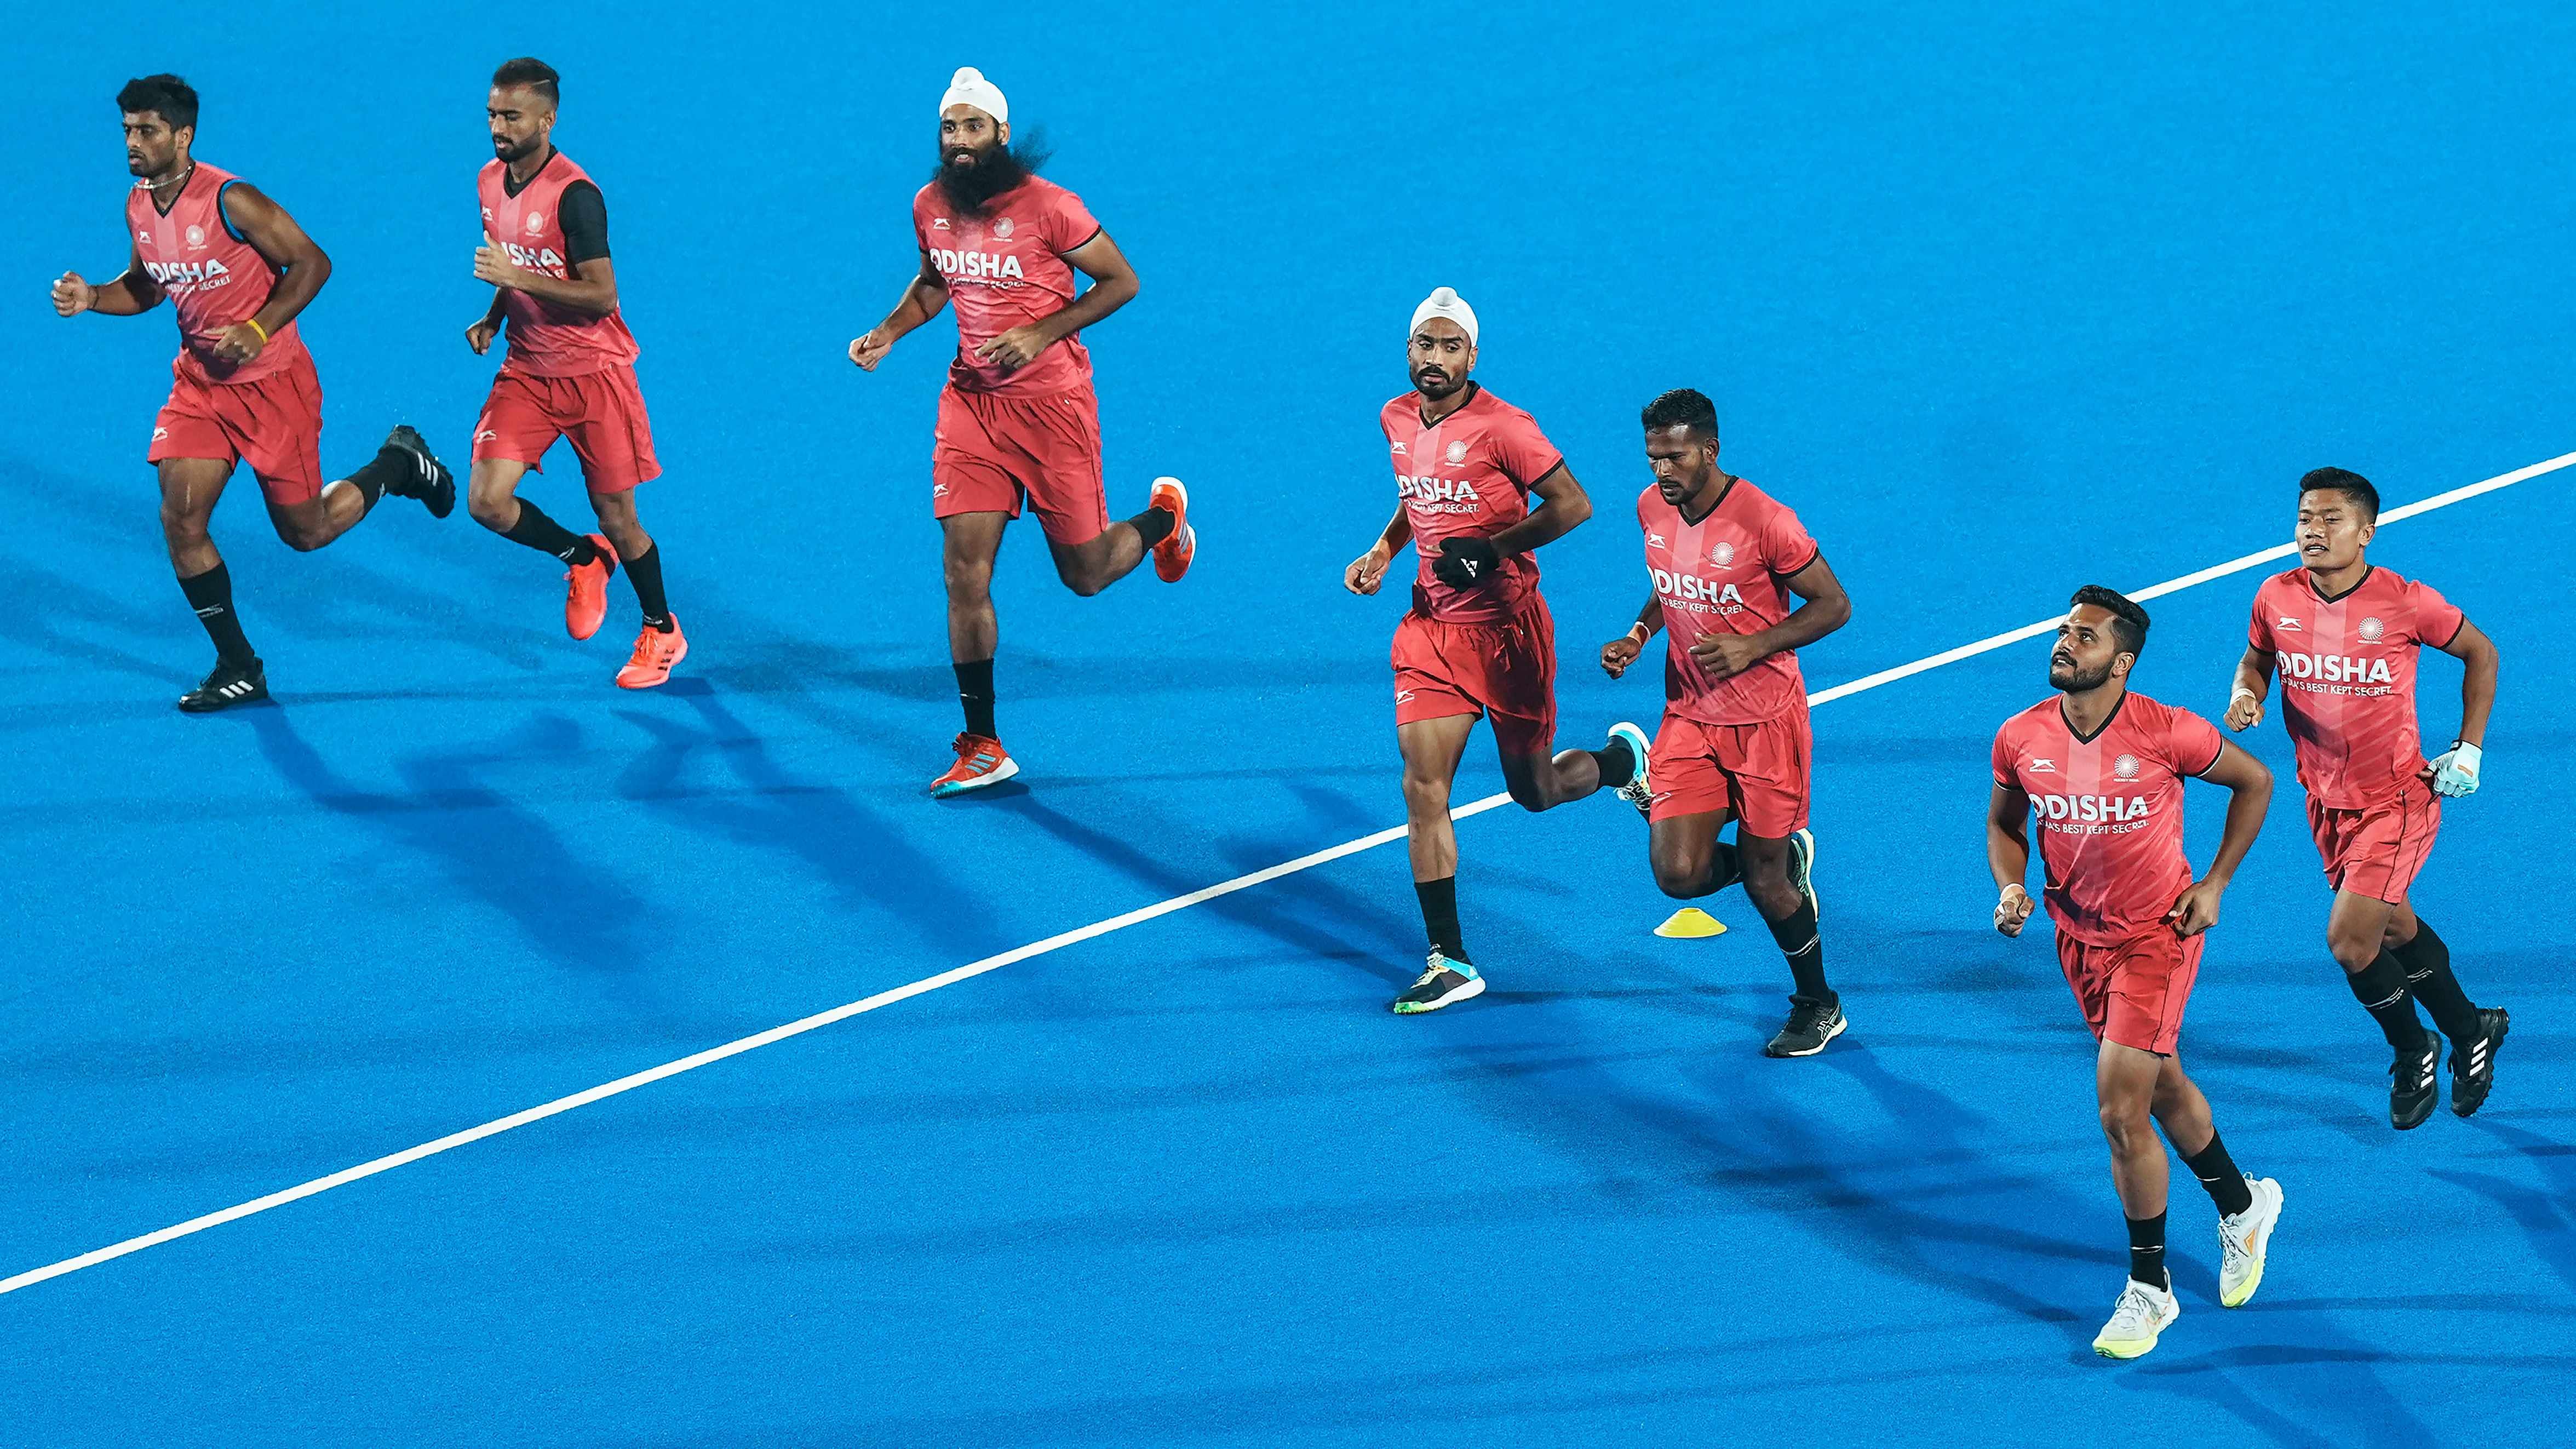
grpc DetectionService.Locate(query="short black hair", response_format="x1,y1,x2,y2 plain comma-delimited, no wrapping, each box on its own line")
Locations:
2299,466,2379,523
492,57,561,106
2070,585,2149,659
1640,387,1719,442
118,75,198,131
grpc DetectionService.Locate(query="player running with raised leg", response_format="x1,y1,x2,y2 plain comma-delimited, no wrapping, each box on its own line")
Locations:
54,74,453,711
2225,468,2508,1128
849,67,1194,796
1598,390,1852,1056
463,58,685,689
1990,587,2283,1361
1345,287,1644,1013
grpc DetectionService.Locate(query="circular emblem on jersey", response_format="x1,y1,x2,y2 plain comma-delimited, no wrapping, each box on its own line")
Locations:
2113,754,2142,781
525,210,547,235
184,225,206,249
1711,540,1736,567
993,216,1015,239
1445,440,1470,465
2358,616,2385,643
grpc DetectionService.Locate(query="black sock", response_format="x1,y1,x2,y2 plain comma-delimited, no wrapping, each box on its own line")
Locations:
177,562,256,663
2348,951,2430,1053
500,500,599,566
2392,919,2481,1041
954,658,996,740
337,442,412,507
625,543,673,631
1415,876,1469,964
1590,735,1638,789
1129,503,1176,549
2127,1212,2169,1290
2181,1130,2255,1217
1765,898,1832,1003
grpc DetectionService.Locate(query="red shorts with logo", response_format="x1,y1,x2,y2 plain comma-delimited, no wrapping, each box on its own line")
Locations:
147,356,325,506
472,365,661,492
1647,700,1813,837
932,383,1109,546
2058,926,2204,1056
2308,778,2441,905
1391,593,1558,757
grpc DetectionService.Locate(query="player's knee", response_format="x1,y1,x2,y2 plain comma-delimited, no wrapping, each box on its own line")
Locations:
279,523,329,553
944,559,994,605
2097,1097,2150,1148
1650,854,1705,898
466,487,515,530
1740,859,1797,917
1399,770,1451,816
1053,554,1110,597
158,505,210,548
2325,926,2379,972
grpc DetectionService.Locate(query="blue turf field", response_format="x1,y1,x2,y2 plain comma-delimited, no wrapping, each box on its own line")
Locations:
5,3,2574,1444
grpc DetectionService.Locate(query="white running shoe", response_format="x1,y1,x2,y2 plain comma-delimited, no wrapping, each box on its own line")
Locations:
1607,721,1653,816
2218,1175,2284,1308
2092,1276,2179,1359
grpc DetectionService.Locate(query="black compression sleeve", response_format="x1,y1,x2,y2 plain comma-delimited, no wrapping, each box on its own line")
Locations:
558,181,610,264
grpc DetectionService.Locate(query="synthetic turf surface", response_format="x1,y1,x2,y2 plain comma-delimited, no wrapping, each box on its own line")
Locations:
4,4,2572,1444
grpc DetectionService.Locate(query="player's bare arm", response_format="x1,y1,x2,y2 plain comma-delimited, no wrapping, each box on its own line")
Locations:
465,290,507,354
1345,505,1412,595
2225,644,2275,731
1602,597,1664,677
1690,552,1853,680
973,229,1138,374
2421,615,2498,795
53,239,162,318
2166,740,2271,937
211,182,330,363
1987,781,2036,936
850,253,951,370
474,237,618,318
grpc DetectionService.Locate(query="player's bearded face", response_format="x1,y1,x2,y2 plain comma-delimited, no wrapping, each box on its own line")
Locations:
1645,428,1714,504
1408,327,1473,399
488,89,552,165
122,114,180,178
936,112,1026,213
2049,617,2121,692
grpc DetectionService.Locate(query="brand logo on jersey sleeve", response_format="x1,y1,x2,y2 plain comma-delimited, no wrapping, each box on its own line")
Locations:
1445,440,1470,465
525,210,547,235
2357,616,2386,643
932,217,951,230
2113,754,2141,780
2275,616,2304,632
2027,757,2058,773
1644,531,1668,549
1390,441,1407,454
138,230,152,243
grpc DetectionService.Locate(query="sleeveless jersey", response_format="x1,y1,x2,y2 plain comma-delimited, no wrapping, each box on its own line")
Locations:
478,151,640,377
125,162,310,386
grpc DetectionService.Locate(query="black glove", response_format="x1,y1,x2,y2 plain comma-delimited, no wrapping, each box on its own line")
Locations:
1432,535,1503,588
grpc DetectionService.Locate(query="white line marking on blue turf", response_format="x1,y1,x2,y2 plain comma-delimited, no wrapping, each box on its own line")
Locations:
4,450,2568,1300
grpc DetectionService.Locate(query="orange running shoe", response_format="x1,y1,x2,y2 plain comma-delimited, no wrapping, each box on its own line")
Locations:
930,733,1019,797
565,533,620,640
615,614,688,689
1148,476,1195,583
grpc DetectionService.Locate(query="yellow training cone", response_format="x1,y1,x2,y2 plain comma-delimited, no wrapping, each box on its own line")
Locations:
1654,908,1728,940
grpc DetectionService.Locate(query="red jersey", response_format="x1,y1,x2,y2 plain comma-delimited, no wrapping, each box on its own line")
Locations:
1380,384,1566,625
478,151,640,378
912,177,1101,398
1992,691,2226,946
1640,478,1821,725
2248,566,2464,809
125,163,309,386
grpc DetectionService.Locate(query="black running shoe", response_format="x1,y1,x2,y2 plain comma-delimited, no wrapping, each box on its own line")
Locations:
2450,1007,2510,1118
382,425,455,519
1765,994,1846,1057
2390,1035,2440,1130
1391,950,1485,1014
177,656,268,713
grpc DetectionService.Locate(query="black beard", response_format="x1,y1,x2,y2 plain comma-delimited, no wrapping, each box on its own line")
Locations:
2050,657,2113,693
934,143,1032,214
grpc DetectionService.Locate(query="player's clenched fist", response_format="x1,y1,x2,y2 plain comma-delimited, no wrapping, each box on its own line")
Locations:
1995,883,2035,937
53,272,91,317
1345,542,1391,595
2225,689,2264,732
2165,878,2227,937
472,234,523,288
210,320,266,364
465,318,498,355
1601,625,1647,678
848,330,893,371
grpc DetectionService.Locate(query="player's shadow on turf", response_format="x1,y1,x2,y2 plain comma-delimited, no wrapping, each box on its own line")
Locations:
2431,1120,2576,1295
611,689,995,959
246,707,652,978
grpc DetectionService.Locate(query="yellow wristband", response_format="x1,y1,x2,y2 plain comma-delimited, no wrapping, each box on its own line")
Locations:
243,317,269,343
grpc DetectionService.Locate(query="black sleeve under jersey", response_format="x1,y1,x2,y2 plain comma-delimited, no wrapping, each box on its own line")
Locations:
558,181,610,265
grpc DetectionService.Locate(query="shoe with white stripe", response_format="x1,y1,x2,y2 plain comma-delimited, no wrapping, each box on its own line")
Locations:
2450,1007,2510,1118
2391,1036,2440,1130
1607,721,1653,816
380,425,455,519
1391,950,1484,1013
177,656,269,713
2092,1276,2179,1359
2217,1175,2283,1308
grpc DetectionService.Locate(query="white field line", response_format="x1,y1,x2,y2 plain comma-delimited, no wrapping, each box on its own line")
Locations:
4,450,2566,1299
